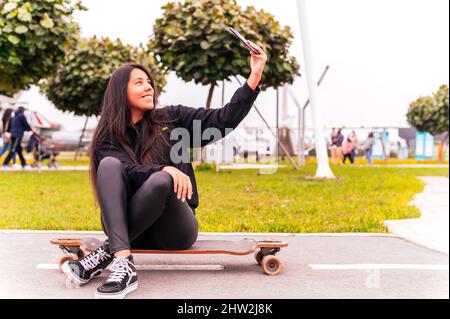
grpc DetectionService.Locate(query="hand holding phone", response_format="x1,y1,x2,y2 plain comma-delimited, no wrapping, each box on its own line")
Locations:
227,27,261,55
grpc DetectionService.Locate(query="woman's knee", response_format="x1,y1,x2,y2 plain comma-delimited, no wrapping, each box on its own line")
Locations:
97,157,125,189
98,157,122,172
144,171,173,196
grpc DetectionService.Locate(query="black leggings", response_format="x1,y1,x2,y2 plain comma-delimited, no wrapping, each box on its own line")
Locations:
97,157,198,255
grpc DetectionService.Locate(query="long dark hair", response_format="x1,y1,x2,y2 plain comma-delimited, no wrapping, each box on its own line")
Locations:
2,108,13,130
89,63,174,205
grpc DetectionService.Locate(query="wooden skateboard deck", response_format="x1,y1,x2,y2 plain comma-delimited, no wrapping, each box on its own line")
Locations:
51,238,288,275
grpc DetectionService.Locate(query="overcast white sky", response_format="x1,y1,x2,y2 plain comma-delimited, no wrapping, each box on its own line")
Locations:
19,0,449,132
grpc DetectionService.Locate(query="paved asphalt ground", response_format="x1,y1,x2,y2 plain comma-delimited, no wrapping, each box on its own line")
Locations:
0,232,448,299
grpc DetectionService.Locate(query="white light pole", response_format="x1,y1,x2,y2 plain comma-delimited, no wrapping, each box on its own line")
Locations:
296,0,334,178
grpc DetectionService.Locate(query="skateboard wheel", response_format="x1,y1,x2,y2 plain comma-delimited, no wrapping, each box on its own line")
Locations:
58,253,79,272
261,256,283,276
254,250,264,266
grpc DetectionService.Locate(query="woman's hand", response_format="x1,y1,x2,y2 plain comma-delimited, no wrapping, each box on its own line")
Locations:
161,166,193,202
246,41,268,90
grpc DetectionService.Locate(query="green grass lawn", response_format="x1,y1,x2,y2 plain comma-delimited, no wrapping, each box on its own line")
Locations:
0,154,91,167
0,165,448,233
56,157,90,167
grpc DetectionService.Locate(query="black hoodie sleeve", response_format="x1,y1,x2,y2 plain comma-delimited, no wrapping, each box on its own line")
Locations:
95,139,168,188
166,82,260,148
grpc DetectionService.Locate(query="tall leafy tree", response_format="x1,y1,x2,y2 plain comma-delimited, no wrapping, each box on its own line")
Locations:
149,0,300,109
0,0,85,96
149,0,300,163
241,6,300,91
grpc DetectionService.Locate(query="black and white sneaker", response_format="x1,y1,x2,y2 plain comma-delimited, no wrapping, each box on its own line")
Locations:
61,246,113,286
95,255,138,299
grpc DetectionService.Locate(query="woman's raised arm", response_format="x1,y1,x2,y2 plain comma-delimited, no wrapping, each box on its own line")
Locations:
166,42,268,149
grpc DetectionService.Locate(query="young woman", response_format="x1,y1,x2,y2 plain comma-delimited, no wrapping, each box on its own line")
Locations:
62,42,267,299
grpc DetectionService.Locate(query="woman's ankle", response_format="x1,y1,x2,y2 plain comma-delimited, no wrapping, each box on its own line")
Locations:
114,250,131,258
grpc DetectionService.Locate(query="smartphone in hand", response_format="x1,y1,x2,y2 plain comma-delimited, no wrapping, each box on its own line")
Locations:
227,27,261,55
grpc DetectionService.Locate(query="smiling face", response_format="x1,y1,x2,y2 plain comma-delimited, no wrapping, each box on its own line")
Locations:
127,68,155,123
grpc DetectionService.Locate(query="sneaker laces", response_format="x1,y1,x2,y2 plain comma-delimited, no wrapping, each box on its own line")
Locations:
79,247,110,271
107,257,134,283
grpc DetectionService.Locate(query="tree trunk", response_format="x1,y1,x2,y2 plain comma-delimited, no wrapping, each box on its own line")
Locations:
206,83,216,110
276,89,279,164
198,83,216,164
75,117,89,161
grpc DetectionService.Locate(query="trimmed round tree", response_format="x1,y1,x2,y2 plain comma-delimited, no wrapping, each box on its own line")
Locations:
407,85,449,136
241,6,300,91
41,36,168,117
0,0,85,96
40,36,168,159
407,85,449,158
149,0,300,109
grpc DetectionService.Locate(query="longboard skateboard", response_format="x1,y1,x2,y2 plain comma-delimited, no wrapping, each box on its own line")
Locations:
50,238,288,276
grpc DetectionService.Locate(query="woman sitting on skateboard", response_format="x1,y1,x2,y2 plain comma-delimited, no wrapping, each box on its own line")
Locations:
61,42,267,299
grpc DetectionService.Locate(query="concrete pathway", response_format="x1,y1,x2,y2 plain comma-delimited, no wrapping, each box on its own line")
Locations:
385,177,449,255
372,164,449,168
0,231,448,299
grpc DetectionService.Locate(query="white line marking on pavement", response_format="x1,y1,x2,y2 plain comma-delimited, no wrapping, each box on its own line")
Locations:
0,229,398,238
136,265,225,271
309,264,449,270
36,264,225,271
36,264,59,270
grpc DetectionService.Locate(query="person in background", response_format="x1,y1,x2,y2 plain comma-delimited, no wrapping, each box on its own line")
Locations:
330,128,337,164
363,132,375,165
0,108,17,164
331,128,344,165
342,137,355,165
2,107,34,169
350,130,359,161
330,128,344,165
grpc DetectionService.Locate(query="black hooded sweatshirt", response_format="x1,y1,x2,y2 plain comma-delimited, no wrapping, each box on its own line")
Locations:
95,82,260,214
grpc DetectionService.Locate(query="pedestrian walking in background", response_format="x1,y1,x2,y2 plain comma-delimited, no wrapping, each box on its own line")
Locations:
2,107,34,169
342,137,355,165
330,128,344,165
0,108,17,164
363,132,376,165
350,130,359,160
